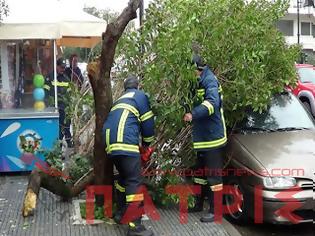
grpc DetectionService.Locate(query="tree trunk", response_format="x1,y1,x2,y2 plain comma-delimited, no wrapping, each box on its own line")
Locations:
88,0,142,206
22,169,42,217
22,0,143,215
22,168,94,217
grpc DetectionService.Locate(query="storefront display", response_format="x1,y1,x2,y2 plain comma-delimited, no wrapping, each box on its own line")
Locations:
0,39,59,172
0,40,54,108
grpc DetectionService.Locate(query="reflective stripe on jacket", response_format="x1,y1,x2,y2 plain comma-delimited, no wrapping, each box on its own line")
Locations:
102,88,155,157
191,66,227,151
44,72,70,109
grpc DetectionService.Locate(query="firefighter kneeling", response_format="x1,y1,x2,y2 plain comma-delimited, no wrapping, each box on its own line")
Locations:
103,75,155,236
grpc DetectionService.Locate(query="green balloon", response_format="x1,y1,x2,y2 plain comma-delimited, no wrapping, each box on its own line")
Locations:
33,74,45,88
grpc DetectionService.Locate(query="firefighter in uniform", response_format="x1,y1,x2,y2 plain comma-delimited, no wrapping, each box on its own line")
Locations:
184,55,227,222
45,58,72,147
103,75,155,236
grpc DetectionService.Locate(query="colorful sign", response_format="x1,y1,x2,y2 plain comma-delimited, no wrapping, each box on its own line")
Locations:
0,116,58,172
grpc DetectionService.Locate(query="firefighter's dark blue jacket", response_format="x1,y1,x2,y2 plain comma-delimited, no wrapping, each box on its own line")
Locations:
102,88,155,157
44,72,70,110
191,66,227,151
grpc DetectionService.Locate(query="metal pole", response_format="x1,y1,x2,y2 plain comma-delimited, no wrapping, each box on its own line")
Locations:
53,40,58,109
297,0,300,45
139,0,144,54
139,0,145,79
140,0,144,28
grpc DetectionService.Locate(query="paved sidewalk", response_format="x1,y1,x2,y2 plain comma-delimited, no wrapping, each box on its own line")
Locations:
0,175,237,236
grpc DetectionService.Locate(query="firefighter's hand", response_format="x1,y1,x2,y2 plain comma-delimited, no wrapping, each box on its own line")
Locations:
183,113,192,122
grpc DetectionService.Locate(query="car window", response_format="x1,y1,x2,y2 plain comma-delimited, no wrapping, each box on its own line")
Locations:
298,67,315,83
239,93,315,131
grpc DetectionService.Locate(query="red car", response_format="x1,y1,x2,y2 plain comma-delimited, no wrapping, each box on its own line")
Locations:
291,64,315,117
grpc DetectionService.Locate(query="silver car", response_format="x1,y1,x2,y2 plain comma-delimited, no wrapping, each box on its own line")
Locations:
224,92,314,224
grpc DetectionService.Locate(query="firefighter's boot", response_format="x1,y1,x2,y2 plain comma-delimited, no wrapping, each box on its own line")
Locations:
200,189,214,222
127,218,154,236
113,181,126,224
188,184,207,213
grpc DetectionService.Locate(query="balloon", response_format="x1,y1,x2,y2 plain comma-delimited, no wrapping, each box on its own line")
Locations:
33,74,45,88
33,88,45,101
34,101,46,111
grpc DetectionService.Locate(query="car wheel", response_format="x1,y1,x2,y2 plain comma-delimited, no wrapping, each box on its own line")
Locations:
303,101,312,115
223,179,249,224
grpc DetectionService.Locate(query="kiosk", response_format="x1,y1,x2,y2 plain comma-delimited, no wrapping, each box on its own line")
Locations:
0,39,59,172
0,0,106,172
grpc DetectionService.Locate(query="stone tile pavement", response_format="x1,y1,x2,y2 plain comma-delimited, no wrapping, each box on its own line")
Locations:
0,175,239,236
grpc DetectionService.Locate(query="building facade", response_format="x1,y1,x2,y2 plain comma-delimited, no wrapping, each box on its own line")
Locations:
277,0,315,57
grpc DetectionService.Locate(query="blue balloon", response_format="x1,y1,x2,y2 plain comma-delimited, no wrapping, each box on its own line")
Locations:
33,88,45,101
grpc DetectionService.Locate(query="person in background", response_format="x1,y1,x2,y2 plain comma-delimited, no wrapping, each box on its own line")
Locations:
45,57,73,148
64,54,84,90
184,55,227,223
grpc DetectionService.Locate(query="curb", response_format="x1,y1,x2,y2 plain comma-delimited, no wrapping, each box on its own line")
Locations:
222,218,242,236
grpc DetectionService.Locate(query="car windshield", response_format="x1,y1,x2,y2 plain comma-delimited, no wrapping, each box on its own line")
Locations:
298,67,315,83
239,93,315,132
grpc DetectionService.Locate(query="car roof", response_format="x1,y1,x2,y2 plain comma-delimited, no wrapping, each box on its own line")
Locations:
295,64,314,68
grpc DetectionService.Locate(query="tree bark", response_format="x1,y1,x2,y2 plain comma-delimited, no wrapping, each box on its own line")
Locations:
22,168,94,217
88,0,141,206
22,169,42,217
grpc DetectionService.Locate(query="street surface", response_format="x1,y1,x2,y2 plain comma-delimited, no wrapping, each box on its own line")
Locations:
227,220,313,236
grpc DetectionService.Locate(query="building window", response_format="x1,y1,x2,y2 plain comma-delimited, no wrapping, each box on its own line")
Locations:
303,0,315,7
276,20,294,36
313,24,315,37
301,22,311,35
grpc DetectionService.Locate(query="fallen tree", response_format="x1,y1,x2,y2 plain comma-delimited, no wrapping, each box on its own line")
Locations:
22,0,142,216
22,0,301,214
117,0,300,205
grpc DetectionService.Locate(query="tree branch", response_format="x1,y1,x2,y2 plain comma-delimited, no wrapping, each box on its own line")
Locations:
100,0,141,78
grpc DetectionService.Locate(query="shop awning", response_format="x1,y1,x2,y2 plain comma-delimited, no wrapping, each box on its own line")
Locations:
0,0,106,48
